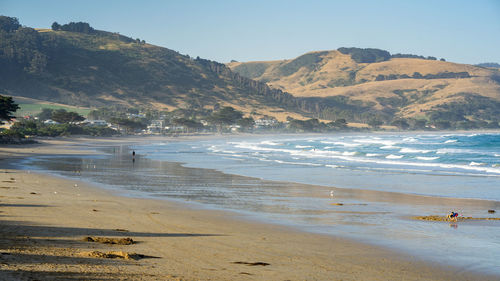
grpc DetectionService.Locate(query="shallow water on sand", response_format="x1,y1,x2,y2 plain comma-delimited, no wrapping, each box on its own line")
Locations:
17,133,500,276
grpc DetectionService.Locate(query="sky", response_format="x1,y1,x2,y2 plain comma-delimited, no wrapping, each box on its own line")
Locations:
2,0,500,64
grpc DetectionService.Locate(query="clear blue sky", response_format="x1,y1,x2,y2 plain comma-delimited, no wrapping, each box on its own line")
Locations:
2,0,500,64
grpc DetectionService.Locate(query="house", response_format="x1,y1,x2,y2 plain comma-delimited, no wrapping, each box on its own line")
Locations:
230,125,241,132
146,120,165,134
254,118,278,129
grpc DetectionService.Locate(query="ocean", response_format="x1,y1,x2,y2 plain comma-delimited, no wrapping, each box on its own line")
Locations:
18,132,500,275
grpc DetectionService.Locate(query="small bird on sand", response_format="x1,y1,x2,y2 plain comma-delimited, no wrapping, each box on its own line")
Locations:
330,190,334,198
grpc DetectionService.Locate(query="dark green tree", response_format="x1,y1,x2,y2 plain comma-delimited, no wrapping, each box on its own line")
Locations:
59,22,94,34
413,72,423,79
51,22,61,30
391,118,409,130
37,108,54,121
411,119,427,130
289,118,325,132
329,118,348,129
51,109,85,123
173,118,203,132
0,95,20,124
209,107,243,126
0,16,21,32
109,117,147,133
236,117,255,131
433,120,452,130
368,118,383,128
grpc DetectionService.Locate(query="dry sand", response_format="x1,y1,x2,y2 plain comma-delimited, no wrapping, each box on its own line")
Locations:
0,138,497,280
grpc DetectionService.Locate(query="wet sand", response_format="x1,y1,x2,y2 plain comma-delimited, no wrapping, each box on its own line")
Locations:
0,138,497,280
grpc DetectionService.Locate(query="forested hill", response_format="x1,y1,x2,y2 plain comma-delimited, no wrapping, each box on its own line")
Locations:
228,48,500,128
0,16,308,120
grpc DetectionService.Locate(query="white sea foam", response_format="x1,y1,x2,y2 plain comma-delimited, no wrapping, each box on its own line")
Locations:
402,137,417,142
444,139,458,144
321,141,361,147
386,154,404,159
399,148,432,154
221,150,240,154
295,145,313,149
354,139,397,146
495,154,500,157
381,145,400,150
342,151,357,156
325,164,339,168
416,156,439,161
228,138,500,175
260,140,281,146
208,145,222,152
436,148,476,155
469,162,486,166
226,154,246,158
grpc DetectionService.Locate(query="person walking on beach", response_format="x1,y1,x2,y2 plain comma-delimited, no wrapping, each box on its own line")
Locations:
132,150,136,162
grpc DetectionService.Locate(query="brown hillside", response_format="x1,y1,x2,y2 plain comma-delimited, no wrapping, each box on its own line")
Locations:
228,50,500,120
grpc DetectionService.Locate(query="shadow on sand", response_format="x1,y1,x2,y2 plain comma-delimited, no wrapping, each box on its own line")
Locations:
0,203,222,280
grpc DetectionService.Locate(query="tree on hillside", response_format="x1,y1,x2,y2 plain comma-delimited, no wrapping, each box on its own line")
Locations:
237,117,255,130
328,118,348,129
51,22,61,31
59,22,95,34
288,118,326,132
37,108,54,121
209,106,244,132
209,107,243,126
391,118,410,130
109,117,147,134
433,120,451,130
172,118,203,132
411,119,427,130
0,16,21,32
368,118,383,128
337,47,391,63
0,95,19,124
51,109,85,123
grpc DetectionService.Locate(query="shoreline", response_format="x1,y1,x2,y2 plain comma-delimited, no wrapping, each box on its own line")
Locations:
1,137,498,280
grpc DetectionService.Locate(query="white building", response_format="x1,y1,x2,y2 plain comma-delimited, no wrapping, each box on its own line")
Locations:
254,118,278,128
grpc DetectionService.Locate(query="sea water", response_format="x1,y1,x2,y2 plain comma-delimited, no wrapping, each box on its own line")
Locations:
18,132,500,275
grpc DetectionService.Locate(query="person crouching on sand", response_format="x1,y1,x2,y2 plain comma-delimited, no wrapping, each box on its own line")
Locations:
447,211,459,222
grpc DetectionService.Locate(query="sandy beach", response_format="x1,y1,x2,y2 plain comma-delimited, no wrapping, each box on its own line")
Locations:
0,138,497,280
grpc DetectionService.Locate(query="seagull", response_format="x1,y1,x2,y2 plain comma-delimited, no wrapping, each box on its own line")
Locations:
330,190,334,198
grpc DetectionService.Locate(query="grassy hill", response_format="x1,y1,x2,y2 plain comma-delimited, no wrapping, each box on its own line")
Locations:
228,49,500,125
0,17,309,121
11,96,92,118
